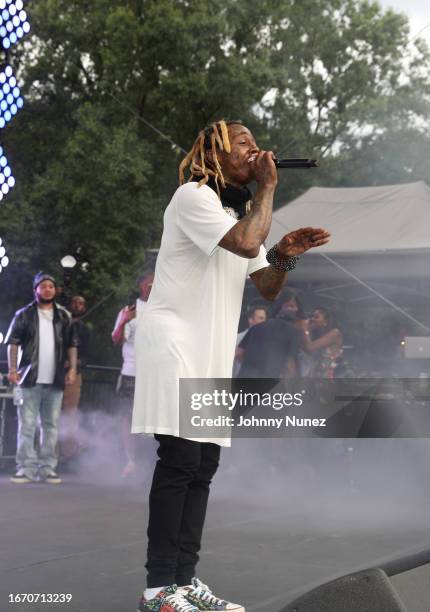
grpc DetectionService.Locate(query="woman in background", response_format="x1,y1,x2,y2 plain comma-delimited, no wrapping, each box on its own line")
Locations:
301,306,343,378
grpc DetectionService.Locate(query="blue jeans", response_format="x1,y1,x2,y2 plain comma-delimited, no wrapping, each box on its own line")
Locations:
16,384,64,480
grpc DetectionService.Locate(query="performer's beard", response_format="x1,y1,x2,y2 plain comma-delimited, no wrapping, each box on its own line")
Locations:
37,296,55,305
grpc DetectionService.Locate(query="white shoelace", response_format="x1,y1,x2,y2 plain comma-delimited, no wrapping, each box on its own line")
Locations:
191,579,224,605
164,589,198,611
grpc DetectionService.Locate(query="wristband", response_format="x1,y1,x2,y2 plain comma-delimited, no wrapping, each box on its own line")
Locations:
266,245,299,271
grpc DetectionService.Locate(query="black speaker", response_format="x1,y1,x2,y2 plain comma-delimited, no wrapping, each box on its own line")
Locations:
279,568,408,612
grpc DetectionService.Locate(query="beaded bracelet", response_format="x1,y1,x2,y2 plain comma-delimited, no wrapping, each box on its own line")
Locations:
266,245,299,272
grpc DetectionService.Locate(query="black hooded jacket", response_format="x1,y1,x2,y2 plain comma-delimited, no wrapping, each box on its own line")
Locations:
5,301,79,388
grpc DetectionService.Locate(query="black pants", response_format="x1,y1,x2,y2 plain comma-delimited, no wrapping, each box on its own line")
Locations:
146,434,221,587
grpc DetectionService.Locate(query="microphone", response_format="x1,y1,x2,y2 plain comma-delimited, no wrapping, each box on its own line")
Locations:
274,158,318,169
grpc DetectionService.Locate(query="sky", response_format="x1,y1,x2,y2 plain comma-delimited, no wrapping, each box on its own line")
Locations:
377,0,430,45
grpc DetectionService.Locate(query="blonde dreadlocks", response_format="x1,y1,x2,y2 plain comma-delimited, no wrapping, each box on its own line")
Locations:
178,119,241,196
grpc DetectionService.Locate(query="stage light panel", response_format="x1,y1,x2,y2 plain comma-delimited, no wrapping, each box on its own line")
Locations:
0,145,15,200
0,65,23,128
0,0,30,50
0,236,8,273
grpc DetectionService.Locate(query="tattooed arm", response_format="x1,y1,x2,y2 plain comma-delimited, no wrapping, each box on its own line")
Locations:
251,228,331,301
250,266,287,301
219,151,277,258
7,344,20,384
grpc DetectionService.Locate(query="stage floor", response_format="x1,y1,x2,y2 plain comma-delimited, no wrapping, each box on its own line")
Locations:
2,439,430,612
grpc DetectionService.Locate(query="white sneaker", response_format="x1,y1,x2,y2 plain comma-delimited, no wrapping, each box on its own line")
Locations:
10,472,32,484
44,472,62,484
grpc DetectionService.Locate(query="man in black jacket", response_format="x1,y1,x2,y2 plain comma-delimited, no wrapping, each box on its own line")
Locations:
6,272,79,484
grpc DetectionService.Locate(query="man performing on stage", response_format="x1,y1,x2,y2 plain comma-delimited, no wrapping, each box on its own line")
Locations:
132,119,330,611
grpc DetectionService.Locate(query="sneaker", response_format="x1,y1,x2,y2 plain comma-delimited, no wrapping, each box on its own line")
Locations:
10,472,32,484
44,472,62,485
183,578,245,611
138,585,199,611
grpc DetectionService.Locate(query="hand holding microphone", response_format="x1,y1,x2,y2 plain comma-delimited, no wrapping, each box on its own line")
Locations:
248,151,318,189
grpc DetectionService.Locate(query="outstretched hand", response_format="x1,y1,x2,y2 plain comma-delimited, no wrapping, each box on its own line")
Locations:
277,227,330,257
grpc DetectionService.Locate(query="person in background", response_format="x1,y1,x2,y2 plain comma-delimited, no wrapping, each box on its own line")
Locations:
274,290,314,376
60,295,91,462
6,272,78,484
112,273,154,477
233,303,268,376
237,309,300,379
301,306,343,378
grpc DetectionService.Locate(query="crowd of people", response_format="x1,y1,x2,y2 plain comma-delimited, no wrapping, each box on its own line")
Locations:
2,269,346,486
235,290,344,380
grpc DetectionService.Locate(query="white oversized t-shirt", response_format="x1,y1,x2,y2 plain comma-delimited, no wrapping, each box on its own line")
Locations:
132,182,268,446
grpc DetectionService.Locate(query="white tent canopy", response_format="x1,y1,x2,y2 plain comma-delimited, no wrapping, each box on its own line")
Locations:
265,181,430,295
267,181,430,253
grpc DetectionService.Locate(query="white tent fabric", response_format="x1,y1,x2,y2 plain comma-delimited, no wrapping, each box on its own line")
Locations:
267,181,430,253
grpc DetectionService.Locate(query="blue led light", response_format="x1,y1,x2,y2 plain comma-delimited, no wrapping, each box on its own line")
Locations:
0,65,23,127
0,147,15,205
0,1,30,50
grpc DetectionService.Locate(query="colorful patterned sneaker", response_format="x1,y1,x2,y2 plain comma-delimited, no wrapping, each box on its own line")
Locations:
183,578,245,611
138,585,199,612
